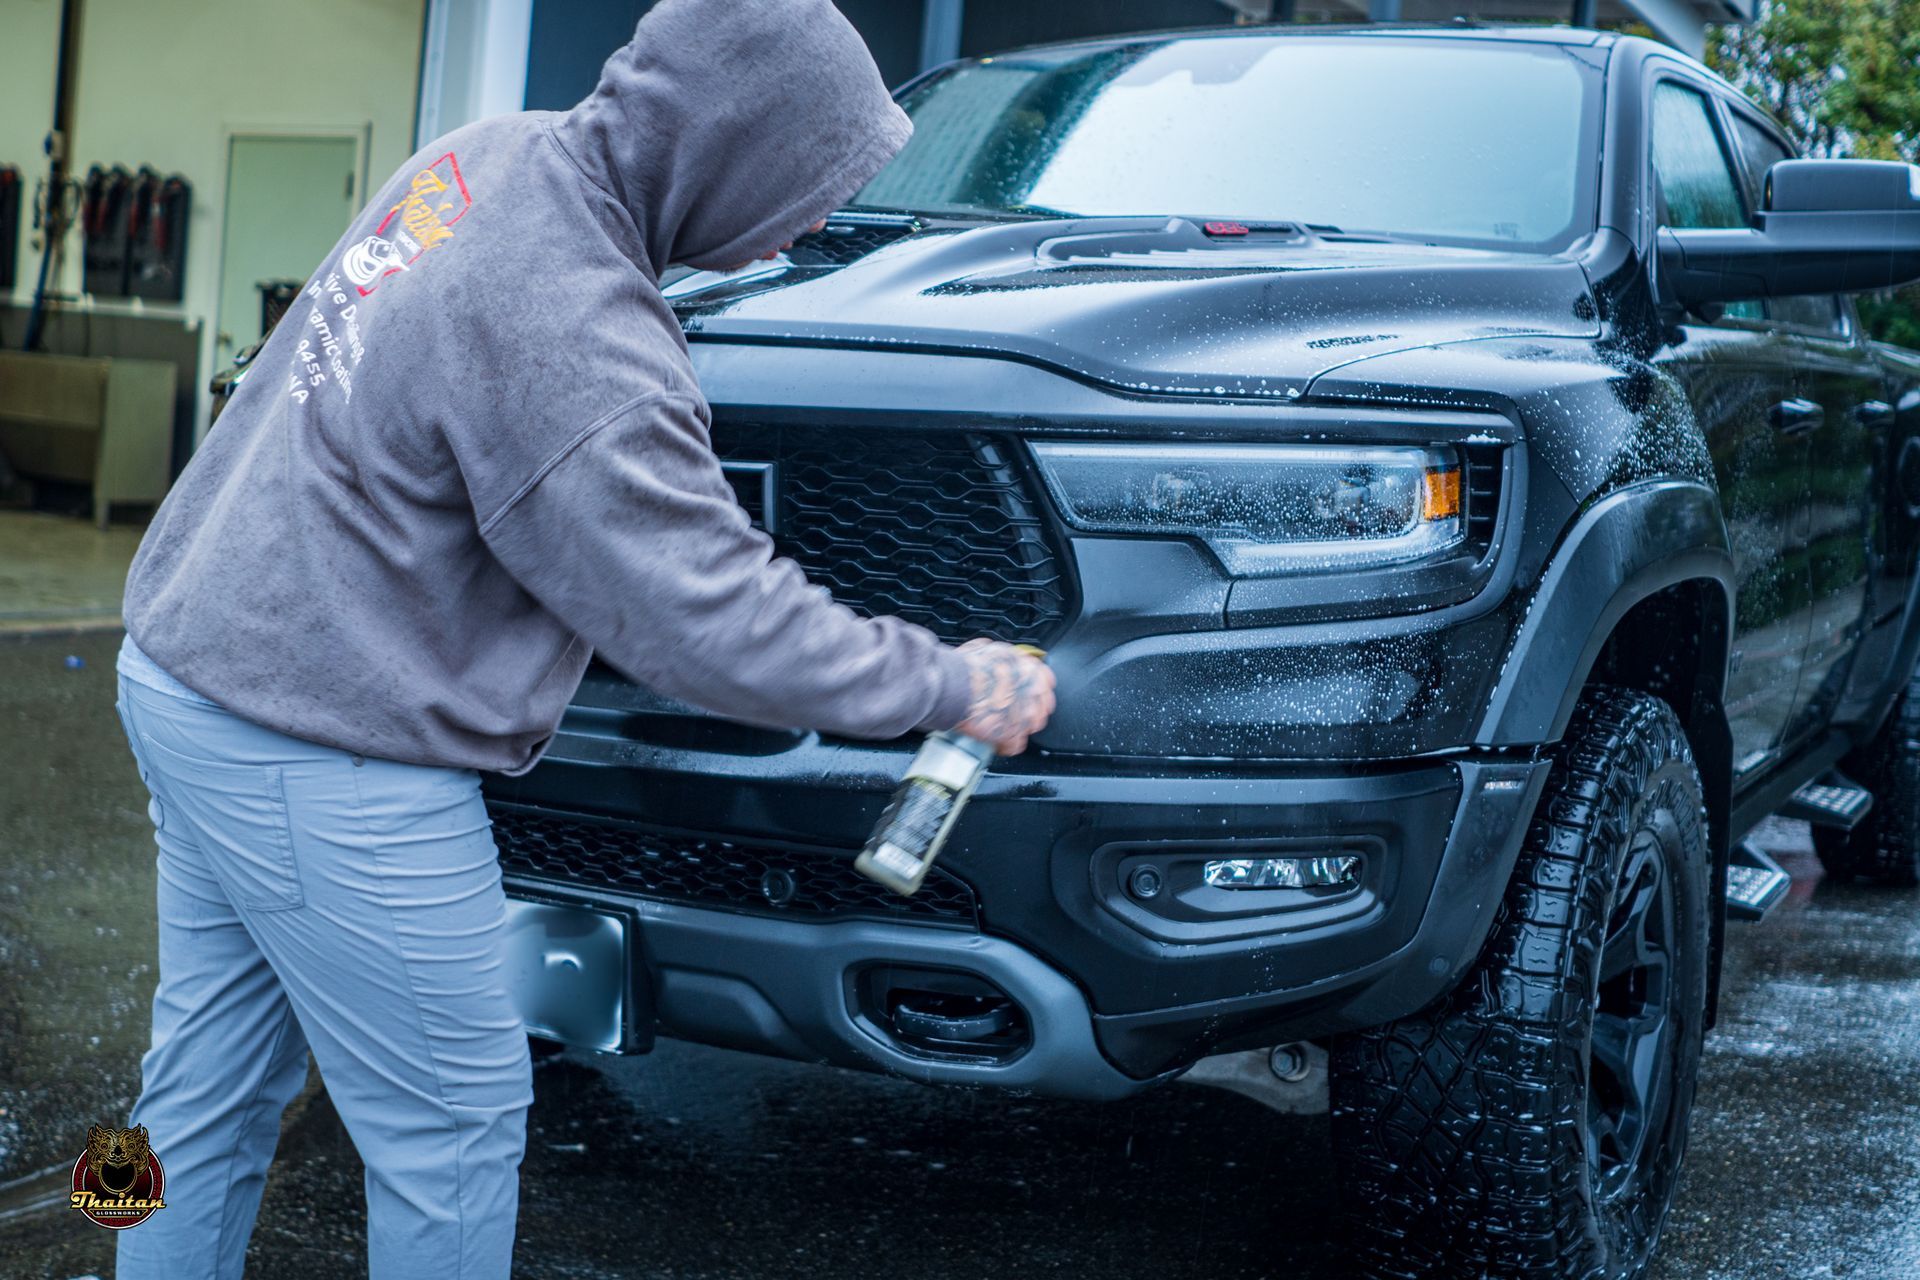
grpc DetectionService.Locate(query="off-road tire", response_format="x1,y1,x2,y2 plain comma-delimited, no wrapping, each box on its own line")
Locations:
1814,671,1920,887
1329,687,1711,1280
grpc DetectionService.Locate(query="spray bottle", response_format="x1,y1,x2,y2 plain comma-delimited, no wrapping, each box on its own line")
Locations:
854,646,1046,896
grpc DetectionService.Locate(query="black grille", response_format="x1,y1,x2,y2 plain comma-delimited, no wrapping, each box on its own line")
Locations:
786,218,915,267
713,425,1072,645
493,806,979,927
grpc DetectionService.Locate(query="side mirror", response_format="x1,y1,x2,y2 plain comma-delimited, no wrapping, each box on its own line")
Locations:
1657,159,1920,306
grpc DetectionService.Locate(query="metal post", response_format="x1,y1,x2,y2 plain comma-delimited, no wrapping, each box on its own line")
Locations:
1572,0,1598,26
414,0,533,150
23,0,82,353
920,0,964,73
415,0,451,149
1369,0,1403,19
1276,0,1298,19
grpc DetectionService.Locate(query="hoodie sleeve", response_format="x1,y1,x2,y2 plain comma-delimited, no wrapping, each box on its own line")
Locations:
477,392,975,739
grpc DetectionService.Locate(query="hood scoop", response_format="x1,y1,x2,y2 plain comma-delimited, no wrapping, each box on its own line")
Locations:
787,211,922,267
1036,216,1313,267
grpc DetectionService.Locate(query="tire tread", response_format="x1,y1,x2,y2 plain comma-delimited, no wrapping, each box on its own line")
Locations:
1330,687,1709,1280
1817,673,1920,887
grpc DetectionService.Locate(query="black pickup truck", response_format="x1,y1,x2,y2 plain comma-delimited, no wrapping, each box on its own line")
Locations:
472,24,1920,1280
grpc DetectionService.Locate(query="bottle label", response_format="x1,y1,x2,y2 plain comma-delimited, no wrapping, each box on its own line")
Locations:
911,734,994,791
868,842,925,880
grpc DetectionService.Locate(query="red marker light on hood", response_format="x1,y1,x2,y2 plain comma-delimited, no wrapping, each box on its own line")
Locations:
1203,220,1250,237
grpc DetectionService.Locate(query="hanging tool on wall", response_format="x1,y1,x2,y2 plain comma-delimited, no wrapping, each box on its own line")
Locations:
80,164,131,296
22,0,85,352
0,166,19,293
128,173,190,302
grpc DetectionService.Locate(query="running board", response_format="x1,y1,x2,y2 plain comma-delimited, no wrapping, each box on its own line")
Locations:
1726,841,1793,923
1781,777,1873,831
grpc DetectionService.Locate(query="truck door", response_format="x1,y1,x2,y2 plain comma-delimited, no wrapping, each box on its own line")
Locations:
1650,79,1809,781
1850,355,1920,720
1773,297,1884,745
1723,110,1889,749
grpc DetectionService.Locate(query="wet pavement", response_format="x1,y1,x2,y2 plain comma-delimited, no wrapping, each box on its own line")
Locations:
0,513,143,633
4,630,1920,1278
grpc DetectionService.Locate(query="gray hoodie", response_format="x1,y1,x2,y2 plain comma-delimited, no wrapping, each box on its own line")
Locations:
122,0,972,774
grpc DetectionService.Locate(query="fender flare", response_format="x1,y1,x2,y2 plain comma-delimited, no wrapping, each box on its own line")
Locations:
1475,478,1739,1025
1476,479,1735,747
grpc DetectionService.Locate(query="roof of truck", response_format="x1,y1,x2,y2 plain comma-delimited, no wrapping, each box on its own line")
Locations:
975,22,1617,60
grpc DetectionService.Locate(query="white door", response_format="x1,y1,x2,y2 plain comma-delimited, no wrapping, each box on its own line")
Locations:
214,134,361,364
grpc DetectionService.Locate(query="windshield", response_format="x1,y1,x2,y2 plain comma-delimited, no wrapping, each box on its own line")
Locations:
856,35,1603,253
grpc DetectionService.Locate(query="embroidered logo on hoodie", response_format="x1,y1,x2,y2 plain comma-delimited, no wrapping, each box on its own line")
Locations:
288,152,474,406
341,234,411,291
348,152,473,297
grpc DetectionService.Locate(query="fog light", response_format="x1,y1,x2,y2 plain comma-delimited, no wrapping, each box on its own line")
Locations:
1127,864,1165,900
1202,856,1360,889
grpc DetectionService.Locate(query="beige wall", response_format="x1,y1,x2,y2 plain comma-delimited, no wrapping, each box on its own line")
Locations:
0,0,63,302
1,0,425,428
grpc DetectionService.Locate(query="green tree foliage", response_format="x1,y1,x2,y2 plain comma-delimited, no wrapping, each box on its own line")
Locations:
1709,0,1920,348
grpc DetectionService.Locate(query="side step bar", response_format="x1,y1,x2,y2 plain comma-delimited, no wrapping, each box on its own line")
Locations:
1726,840,1793,923
1781,776,1873,830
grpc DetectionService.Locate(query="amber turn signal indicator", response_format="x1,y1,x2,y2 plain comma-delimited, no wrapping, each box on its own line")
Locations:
1422,468,1462,521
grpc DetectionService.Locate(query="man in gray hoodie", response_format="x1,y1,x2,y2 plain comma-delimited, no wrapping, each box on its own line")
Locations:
111,3,1054,1276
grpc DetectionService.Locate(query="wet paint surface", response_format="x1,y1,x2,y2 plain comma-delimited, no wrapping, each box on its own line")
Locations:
676,219,1599,404
3,634,1919,1277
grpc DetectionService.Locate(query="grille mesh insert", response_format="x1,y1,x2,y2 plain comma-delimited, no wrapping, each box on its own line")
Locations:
492,806,979,927
713,425,1072,645
786,221,914,266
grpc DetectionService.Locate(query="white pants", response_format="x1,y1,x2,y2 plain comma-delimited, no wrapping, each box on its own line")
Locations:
114,639,531,1279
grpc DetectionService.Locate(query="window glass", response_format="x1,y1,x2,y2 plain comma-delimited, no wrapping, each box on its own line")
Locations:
1651,82,1746,229
1728,113,1790,208
857,38,1602,253
1727,112,1848,336
1769,292,1846,334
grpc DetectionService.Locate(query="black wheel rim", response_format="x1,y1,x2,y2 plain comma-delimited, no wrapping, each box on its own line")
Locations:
1585,827,1677,1204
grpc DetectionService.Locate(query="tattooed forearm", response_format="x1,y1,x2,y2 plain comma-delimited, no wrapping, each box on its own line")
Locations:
954,639,1056,754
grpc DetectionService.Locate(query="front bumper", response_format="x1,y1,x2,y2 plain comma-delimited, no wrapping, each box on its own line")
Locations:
487,714,1550,1083
506,881,1151,1100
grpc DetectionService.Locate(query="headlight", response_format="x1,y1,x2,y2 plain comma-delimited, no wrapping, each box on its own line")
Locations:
1030,442,1463,577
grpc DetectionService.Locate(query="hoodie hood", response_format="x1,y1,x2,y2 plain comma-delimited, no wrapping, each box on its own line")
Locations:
552,0,912,274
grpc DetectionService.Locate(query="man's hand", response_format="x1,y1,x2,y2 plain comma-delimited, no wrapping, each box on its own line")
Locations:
954,638,1056,756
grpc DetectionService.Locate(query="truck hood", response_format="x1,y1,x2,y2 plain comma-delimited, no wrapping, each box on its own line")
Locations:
671,216,1600,399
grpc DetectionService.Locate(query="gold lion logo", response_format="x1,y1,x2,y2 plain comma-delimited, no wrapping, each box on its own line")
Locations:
71,1123,165,1228
85,1125,152,1198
